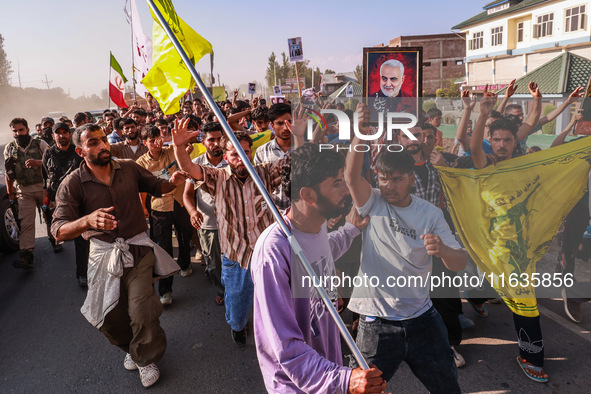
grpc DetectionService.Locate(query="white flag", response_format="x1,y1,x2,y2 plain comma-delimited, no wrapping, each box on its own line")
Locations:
129,0,152,98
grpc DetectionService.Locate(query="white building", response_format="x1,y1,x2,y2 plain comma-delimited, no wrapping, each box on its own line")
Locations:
453,0,591,91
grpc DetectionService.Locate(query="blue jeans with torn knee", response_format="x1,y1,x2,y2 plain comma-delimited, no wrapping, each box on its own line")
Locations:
221,255,253,332
350,305,460,394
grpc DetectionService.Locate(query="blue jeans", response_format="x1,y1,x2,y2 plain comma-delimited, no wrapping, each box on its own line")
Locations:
350,306,460,394
221,255,254,332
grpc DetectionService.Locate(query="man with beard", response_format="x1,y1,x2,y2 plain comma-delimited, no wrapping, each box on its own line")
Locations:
5,118,50,269
42,122,89,283
370,59,414,115
37,117,56,146
184,122,228,305
110,118,148,160
50,124,187,387
251,144,387,393
172,118,304,346
253,103,292,211
371,59,406,98
344,104,466,392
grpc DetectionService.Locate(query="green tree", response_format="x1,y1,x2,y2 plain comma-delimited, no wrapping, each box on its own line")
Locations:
354,64,362,83
265,52,280,87
541,104,557,134
324,69,336,74
0,34,13,87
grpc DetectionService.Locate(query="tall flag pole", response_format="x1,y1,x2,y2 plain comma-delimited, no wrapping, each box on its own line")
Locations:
144,0,370,370
109,52,129,109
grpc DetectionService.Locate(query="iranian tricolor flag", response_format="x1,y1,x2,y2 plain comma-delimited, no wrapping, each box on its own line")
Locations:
109,53,128,108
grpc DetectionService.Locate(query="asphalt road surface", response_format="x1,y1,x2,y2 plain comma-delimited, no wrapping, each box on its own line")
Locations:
1,217,591,393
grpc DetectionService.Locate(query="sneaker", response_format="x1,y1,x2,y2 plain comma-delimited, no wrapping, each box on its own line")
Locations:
160,292,173,306
123,353,138,371
459,314,475,330
180,265,193,277
231,328,247,347
451,346,466,368
584,225,591,239
138,363,160,387
562,288,582,323
77,277,88,288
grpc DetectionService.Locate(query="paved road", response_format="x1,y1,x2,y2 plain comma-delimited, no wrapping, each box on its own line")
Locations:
1,219,591,393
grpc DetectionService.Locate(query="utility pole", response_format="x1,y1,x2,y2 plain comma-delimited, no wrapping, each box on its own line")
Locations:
17,59,22,88
42,74,52,89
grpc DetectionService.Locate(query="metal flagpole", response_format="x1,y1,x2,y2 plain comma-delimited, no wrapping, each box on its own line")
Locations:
146,0,369,371
108,52,111,109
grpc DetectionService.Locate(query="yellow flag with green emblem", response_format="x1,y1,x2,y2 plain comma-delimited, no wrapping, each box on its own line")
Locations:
437,138,591,317
142,0,213,114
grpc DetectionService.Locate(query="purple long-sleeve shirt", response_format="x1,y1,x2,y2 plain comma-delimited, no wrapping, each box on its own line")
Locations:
251,216,360,393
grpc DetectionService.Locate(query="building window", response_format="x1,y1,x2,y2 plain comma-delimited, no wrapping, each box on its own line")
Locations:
443,61,448,66
565,5,586,32
456,60,463,65
534,13,554,38
517,22,524,42
424,62,431,67
469,31,484,50
491,26,503,46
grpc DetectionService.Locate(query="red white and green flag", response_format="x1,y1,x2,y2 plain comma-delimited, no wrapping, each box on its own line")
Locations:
109,52,128,108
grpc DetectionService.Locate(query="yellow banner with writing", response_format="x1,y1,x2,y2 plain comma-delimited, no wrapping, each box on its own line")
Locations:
437,137,591,317
142,0,213,115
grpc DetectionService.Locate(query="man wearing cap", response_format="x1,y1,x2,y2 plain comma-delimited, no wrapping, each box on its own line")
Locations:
4,117,50,269
42,122,89,285
39,117,55,146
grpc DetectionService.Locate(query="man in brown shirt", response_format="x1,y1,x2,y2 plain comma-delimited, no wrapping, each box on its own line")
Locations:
172,116,304,347
110,118,148,160
51,124,187,388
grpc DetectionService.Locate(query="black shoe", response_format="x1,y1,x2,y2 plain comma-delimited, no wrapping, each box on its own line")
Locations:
78,277,88,288
13,250,33,270
13,259,33,270
231,328,246,347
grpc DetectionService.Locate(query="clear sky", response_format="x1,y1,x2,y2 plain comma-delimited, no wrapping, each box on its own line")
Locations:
0,0,481,98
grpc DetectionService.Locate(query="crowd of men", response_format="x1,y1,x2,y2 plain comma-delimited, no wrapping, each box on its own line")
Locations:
3,80,590,391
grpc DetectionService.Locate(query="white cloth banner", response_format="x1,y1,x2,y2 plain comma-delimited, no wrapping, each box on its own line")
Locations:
128,0,152,98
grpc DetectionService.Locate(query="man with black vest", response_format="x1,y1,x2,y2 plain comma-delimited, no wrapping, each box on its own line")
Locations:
42,122,89,286
4,118,50,269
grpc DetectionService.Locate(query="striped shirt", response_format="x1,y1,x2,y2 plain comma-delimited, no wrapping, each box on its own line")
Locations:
198,162,282,268
253,138,292,210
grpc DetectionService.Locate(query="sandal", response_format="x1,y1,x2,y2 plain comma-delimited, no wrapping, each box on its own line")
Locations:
215,295,224,306
465,295,488,318
516,356,548,383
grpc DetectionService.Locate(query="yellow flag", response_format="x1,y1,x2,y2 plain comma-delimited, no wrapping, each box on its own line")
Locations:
189,130,274,161
142,0,213,115
437,138,591,317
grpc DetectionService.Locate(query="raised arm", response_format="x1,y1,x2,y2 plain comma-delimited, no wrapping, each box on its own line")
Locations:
516,82,542,141
539,86,584,126
172,118,204,181
496,79,517,114
551,109,582,148
471,91,497,169
344,103,372,207
456,90,476,153
227,109,251,132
